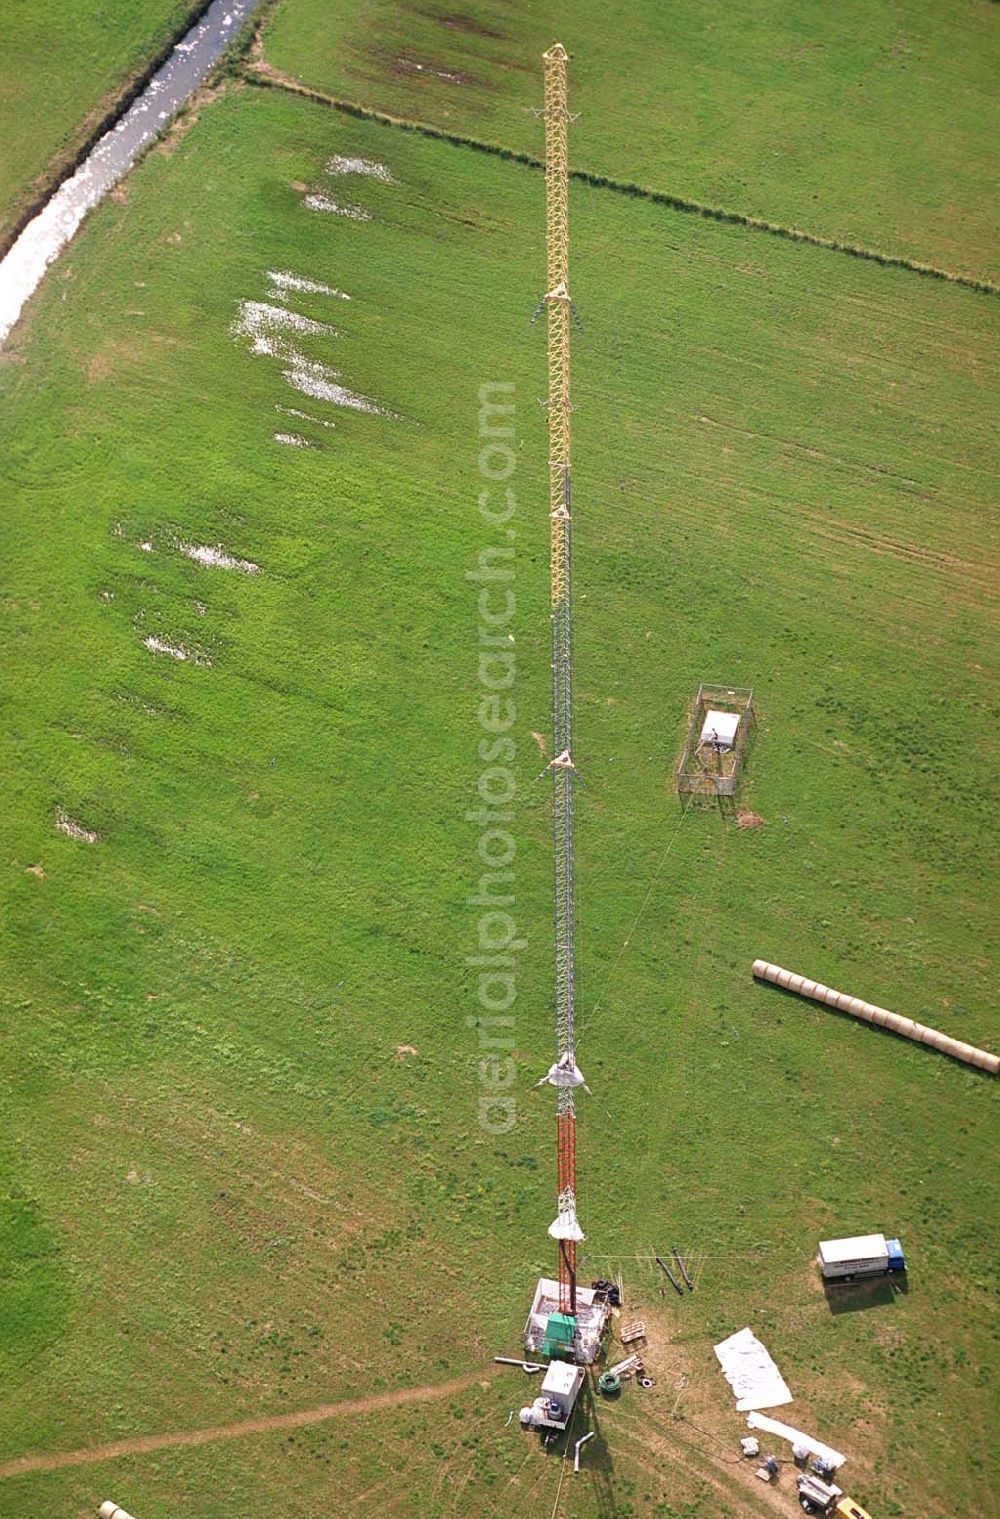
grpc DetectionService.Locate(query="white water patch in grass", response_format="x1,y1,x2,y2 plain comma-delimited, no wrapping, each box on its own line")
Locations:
113,690,172,718
144,634,212,666
326,156,393,183
55,808,100,843
276,404,336,430
399,59,466,84
283,354,400,417
266,270,350,301
232,300,333,355
178,542,260,573
144,635,189,659
274,431,317,448
232,274,402,424
242,332,294,360
303,194,371,221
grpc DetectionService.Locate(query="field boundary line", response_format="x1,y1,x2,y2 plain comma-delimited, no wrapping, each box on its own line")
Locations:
0,1369,492,1480
242,65,999,298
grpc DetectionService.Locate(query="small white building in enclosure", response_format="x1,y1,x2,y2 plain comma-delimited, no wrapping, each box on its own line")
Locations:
700,709,741,750
524,1277,608,1364
677,683,755,798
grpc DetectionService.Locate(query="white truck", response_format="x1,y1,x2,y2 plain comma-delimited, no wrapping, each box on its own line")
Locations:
817,1233,906,1282
519,1360,585,1431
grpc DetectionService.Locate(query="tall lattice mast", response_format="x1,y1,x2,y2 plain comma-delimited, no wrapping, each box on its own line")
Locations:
540,42,586,1321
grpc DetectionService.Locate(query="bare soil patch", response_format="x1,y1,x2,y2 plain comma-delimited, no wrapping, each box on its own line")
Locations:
416,9,505,40
0,1370,493,1480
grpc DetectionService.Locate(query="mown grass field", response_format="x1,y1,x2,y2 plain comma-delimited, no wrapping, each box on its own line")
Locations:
1,42,998,1519
0,0,204,246
260,0,1000,283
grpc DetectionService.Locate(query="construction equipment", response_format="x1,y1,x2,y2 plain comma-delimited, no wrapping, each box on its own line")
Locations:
746,1412,845,1470
520,1358,586,1431
573,1430,595,1471
619,1319,646,1345
835,1501,875,1519
671,1245,693,1290
606,1352,642,1379
598,1350,643,1397
655,1253,685,1296
590,1277,621,1308
796,1474,874,1519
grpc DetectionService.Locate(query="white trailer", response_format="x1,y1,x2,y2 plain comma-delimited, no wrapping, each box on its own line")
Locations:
818,1233,905,1281
519,1360,585,1431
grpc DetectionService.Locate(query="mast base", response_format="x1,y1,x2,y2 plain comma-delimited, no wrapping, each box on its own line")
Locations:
523,1277,610,1365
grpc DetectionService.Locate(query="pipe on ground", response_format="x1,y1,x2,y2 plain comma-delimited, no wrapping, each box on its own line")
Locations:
752,960,998,1075
574,1431,595,1472
99,1506,137,1519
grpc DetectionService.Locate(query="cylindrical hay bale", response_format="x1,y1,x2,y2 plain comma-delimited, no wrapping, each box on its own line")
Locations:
751,960,999,1075
99,1503,137,1519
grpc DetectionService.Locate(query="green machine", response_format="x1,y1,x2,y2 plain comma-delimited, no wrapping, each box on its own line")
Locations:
542,1312,577,1359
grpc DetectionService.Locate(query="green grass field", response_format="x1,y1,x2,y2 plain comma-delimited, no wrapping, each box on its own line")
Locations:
260,0,1000,283
0,0,204,245
1,18,998,1519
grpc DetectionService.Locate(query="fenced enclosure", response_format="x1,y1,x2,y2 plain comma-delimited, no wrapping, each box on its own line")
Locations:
676,683,755,797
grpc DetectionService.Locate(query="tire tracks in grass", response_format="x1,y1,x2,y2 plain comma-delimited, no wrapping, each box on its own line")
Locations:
241,64,1000,300
0,1368,494,1480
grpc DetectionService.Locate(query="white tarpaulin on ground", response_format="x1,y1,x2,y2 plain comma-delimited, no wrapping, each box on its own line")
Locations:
745,1412,846,1470
713,1327,792,1411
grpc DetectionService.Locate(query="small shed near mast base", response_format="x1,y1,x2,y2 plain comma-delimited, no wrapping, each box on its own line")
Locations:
700,709,741,750
677,683,755,798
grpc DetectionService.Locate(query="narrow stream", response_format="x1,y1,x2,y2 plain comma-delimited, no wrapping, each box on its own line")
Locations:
0,0,263,346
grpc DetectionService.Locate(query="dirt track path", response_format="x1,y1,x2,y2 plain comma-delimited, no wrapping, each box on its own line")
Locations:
0,1369,492,1480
